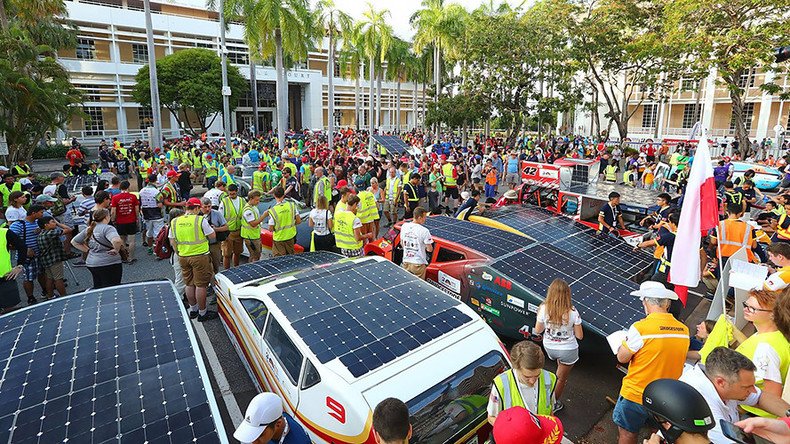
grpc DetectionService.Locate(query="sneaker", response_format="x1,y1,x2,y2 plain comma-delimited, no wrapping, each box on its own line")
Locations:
147,247,153,255
27,296,38,306
189,310,199,319
197,311,218,322
553,401,564,413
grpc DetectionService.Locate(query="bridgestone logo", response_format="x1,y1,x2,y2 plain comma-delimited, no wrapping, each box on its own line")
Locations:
659,326,686,331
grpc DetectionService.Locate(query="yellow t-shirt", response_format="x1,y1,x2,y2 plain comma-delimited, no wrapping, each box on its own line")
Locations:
620,313,689,404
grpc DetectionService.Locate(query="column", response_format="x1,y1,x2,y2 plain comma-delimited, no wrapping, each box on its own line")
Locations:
701,67,718,132
755,70,775,140
116,107,128,138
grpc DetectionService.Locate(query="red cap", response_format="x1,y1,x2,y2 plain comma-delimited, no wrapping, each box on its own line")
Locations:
166,170,179,178
206,154,213,159
493,407,564,444
186,197,202,206
335,179,348,190
259,162,267,169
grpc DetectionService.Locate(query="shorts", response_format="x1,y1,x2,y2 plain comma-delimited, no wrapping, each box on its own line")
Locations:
402,262,427,279
43,263,64,281
116,222,138,236
545,346,579,365
145,218,166,239
22,258,41,281
178,254,213,288
244,238,262,261
222,230,243,257
472,178,481,184
444,187,460,200
506,172,520,186
384,200,398,215
612,396,650,433
272,238,295,257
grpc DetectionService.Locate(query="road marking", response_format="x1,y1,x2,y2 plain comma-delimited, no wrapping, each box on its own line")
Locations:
562,437,574,444
194,321,244,427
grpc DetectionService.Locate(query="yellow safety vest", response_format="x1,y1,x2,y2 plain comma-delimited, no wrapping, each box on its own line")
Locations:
357,190,379,223
0,182,22,207
252,171,269,192
334,210,362,250
270,201,297,242
171,214,209,257
191,153,203,169
240,204,261,240
205,161,218,178
385,177,401,201
492,369,557,416
604,165,617,182
776,214,790,241
221,196,245,231
139,159,151,178
0,228,12,276
334,201,347,221
314,176,332,206
86,168,103,175
220,171,236,186
301,164,312,184
232,148,242,161
12,164,31,177
737,331,790,417
442,163,456,187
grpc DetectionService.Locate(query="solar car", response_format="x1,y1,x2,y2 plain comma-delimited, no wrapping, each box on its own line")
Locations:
728,161,782,190
366,215,658,342
0,281,228,443
213,253,510,444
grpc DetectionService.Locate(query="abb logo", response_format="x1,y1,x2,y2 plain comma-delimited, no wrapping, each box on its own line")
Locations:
327,396,346,424
494,277,512,290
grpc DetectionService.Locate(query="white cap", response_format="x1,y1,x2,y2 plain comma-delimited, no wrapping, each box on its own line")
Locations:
0,165,9,171
233,392,284,443
630,281,679,300
461,191,470,200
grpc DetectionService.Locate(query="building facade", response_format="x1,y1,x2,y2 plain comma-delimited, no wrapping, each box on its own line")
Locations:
59,0,426,144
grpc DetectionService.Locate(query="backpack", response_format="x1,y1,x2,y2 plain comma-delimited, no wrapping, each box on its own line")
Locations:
154,224,172,260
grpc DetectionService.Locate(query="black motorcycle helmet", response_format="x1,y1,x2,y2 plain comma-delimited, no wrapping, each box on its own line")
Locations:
643,379,714,443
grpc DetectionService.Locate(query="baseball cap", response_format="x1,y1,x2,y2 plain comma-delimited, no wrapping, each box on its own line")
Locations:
630,281,679,300
0,166,9,172
259,162,267,169
166,170,179,178
335,179,348,190
493,407,564,444
233,393,283,443
186,197,202,206
35,194,58,203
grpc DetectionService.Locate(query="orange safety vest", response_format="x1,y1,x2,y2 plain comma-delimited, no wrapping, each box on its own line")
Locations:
718,219,756,262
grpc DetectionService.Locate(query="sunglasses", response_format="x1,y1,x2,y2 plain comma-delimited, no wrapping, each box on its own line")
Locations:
742,302,772,313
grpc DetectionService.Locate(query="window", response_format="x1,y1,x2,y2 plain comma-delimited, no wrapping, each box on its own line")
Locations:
641,103,658,128
76,84,100,102
730,103,756,131
263,318,303,384
195,41,212,49
76,38,96,60
300,360,321,390
680,78,698,91
333,61,341,77
137,107,154,130
737,71,756,88
435,247,464,263
83,107,104,136
681,104,701,129
240,298,269,333
228,47,249,64
132,43,148,63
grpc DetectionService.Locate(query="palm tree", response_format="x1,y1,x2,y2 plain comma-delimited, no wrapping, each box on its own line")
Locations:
405,53,423,130
338,41,365,130
221,0,315,154
355,3,393,149
315,0,352,153
386,38,411,133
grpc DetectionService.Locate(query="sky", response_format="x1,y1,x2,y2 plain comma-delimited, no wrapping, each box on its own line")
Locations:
170,0,523,39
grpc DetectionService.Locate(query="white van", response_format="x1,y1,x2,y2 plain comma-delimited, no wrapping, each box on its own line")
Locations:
213,252,510,443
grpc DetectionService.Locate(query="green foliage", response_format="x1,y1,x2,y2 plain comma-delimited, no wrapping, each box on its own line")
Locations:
132,48,248,136
424,93,487,129
32,144,86,160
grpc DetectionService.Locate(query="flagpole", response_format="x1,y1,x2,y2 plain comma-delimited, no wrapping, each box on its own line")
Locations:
715,223,726,314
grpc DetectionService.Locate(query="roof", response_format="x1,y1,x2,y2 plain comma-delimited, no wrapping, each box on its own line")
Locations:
0,281,227,443
263,258,474,378
421,216,533,259
220,251,342,285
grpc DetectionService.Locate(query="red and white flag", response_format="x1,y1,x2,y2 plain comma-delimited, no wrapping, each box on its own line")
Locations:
670,135,719,302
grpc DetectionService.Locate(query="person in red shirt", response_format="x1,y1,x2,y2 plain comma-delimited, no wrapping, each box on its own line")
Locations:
66,146,84,166
110,180,139,263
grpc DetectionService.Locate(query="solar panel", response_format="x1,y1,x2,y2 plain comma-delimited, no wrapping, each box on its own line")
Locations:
493,244,644,336
422,216,533,259
220,251,343,284
64,175,100,192
268,259,472,377
567,183,666,210
372,135,410,155
0,282,227,444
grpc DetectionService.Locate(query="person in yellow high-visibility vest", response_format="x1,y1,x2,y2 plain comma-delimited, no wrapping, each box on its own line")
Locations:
604,160,619,183
169,197,217,322
0,226,27,313
334,194,373,258
204,154,219,189
218,184,246,268
252,163,270,193
383,167,401,226
487,341,558,422
313,167,332,208
356,188,379,240
240,190,268,262
220,164,237,186
265,186,301,257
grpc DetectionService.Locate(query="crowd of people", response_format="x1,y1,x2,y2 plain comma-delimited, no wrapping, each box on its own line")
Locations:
3,127,790,444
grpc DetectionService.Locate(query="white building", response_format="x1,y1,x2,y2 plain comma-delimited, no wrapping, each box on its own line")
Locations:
58,0,426,144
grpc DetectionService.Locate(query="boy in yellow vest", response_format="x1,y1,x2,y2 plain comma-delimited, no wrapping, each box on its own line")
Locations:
240,190,267,262
264,186,301,257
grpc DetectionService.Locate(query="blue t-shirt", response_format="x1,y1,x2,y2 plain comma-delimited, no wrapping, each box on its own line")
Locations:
270,414,310,444
249,150,260,163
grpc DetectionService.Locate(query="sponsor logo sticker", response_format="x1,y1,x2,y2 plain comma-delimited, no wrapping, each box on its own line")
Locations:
438,271,461,294
527,303,539,313
482,272,493,281
470,298,480,306
506,294,525,309
494,277,512,290
481,304,501,317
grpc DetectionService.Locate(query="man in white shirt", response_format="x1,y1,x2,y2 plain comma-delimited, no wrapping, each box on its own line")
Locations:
679,347,790,443
203,181,226,209
399,207,433,279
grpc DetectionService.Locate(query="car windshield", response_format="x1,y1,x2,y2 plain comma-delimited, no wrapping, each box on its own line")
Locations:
407,351,507,444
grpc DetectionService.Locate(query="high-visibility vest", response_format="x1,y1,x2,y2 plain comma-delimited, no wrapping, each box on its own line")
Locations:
171,214,209,257
252,171,269,192
0,228,12,276
404,183,419,202
270,201,297,242
385,177,401,201
191,153,203,169
220,171,236,186
334,210,362,250
604,165,617,182
623,171,635,186
442,163,456,187
205,160,218,178
13,164,31,176
718,219,756,261
357,190,379,223
232,148,242,161
313,176,331,206
139,159,151,178
221,196,245,231
776,214,790,241
492,369,556,416
86,168,103,175
240,204,261,240
402,169,412,185
724,191,743,206
737,331,790,417
0,182,22,207
301,164,312,184
334,201,347,221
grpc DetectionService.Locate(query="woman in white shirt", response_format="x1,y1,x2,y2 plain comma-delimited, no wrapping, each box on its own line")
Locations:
308,195,334,252
534,278,583,412
4,191,28,224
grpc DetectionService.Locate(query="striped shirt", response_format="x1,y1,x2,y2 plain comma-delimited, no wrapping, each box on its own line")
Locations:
10,220,40,254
